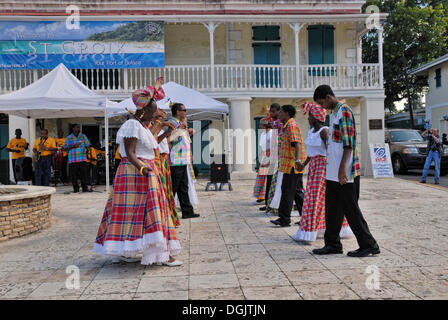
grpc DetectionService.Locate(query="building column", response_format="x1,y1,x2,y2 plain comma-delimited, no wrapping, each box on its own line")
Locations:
203,22,220,91
288,23,305,89
377,27,384,88
228,96,255,180
360,97,386,176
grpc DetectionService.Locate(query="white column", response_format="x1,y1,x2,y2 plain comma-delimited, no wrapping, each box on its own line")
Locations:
228,96,255,180
203,22,220,91
288,23,304,89
377,27,384,88
356,35,362,65
360,97,386,176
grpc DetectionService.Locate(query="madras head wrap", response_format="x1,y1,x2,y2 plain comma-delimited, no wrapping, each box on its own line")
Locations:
301,102,326,123
131,77,166,110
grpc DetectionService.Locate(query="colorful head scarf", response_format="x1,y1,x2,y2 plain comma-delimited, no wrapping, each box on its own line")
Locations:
131,77,166,110
301,102,326,123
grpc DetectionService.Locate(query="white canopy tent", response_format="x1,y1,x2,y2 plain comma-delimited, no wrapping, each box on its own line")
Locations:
0,63,116,191
108,81,229,121
107,81,231,162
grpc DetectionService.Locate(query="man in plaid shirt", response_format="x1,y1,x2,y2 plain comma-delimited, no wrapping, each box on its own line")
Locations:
168,103,200,219
270,105,306,227
64,124,92,193
312,85,380,258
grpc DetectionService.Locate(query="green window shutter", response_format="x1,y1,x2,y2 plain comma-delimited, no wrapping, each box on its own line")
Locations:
307,25,334,65
308,26,323,65
323,25,335,64
253,26,280,41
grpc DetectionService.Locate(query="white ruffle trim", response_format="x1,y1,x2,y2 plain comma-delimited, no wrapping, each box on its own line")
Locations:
316,226,353,239
270,172,284,209
292,230,317,242
93,231,181,265
293,225,353,242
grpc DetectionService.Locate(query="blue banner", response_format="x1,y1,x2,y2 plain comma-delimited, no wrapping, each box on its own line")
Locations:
0,21,165,69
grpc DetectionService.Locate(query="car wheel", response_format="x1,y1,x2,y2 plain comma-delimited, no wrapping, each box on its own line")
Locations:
392,155,407,174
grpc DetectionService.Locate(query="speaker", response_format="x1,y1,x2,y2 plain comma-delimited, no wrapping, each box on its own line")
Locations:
0,159,9,184
210,154,229,183
15,157,33,181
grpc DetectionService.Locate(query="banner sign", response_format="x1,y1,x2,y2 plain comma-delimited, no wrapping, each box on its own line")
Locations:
0,21,164,69
369,143,394,178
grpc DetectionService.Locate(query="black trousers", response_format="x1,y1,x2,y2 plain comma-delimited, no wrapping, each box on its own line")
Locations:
12,159,17,183
170,165,194,217
278,170,304,224
61,156,68,182
69,162,89,192
324,176,377,249
265,174,273,207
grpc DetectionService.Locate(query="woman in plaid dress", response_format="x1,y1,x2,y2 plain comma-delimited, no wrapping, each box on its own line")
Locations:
293,102,352,243
94,87,183,266
253,118,271,202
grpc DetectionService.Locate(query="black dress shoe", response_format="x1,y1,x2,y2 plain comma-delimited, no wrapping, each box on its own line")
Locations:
278,222,291,228
182,213,200,219
259,206,267,211
347,245,380,257
312,245,343,255
270,219,281,225
256,199,264,203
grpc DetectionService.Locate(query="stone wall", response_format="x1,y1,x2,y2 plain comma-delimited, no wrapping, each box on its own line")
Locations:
0,194,52,242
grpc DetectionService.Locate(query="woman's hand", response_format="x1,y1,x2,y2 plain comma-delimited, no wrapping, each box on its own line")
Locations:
141,167,152,176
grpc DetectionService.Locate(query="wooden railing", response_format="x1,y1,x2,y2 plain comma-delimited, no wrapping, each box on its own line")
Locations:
0,63,382,94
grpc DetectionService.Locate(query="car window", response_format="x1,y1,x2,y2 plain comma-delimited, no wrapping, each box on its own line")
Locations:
389,131,424,142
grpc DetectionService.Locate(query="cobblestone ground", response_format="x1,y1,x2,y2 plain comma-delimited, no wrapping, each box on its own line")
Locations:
0,177,448,300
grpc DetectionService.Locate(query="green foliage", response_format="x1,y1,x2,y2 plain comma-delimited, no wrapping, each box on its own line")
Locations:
362,0,448,113
86,21,164,42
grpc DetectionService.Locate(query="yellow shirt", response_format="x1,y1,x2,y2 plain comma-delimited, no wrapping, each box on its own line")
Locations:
33,137,56,157
87,148,98,165
6,138,28,159
54,137,68,157
115,146,121,160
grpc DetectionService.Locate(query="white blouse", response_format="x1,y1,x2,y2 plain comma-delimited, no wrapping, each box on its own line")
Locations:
259,130,272,153
116,119,158,160
305,126,328,157
158,131,170,154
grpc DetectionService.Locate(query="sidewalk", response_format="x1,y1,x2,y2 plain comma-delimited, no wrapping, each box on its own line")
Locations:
1,177,448,300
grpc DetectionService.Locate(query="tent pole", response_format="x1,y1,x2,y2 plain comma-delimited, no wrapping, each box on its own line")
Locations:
105,107,110,193
226,113,231,174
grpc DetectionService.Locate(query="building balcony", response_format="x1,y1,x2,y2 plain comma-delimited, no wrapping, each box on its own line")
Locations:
0,63,382,100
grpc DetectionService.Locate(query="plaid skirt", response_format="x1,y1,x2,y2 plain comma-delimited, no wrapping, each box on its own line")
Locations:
253,174,267,200
293,155,352,242
93,157,181,265
266,171,279,215
161,153,180,226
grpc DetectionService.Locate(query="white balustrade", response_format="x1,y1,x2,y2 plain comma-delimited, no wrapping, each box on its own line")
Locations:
0,64,381,94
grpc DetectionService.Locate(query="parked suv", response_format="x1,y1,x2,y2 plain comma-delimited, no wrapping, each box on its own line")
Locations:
385,129,448,175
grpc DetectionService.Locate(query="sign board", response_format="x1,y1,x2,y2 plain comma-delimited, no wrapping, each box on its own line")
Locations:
369,143,394,178
369,119,383,130
0,21,164,69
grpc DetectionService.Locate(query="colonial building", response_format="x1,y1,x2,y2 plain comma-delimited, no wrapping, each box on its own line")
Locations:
0,0,387,180
412,53,448,135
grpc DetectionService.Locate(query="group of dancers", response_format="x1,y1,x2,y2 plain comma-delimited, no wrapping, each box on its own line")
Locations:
254,85,380,257
93,80,199,266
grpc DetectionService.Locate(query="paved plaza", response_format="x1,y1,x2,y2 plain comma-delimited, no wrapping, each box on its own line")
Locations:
1,177,448,300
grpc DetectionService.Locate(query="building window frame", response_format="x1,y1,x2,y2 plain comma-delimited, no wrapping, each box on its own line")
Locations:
435,68,442,88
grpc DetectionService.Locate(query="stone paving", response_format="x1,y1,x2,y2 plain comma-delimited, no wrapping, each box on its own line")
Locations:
0,177,448,300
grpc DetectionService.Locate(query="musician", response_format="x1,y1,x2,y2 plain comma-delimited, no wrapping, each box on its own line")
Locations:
86,144,98,186
33,129,57,186
6,129,29,183
54,130,68,182
114,145,122,171
63,124,92,193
